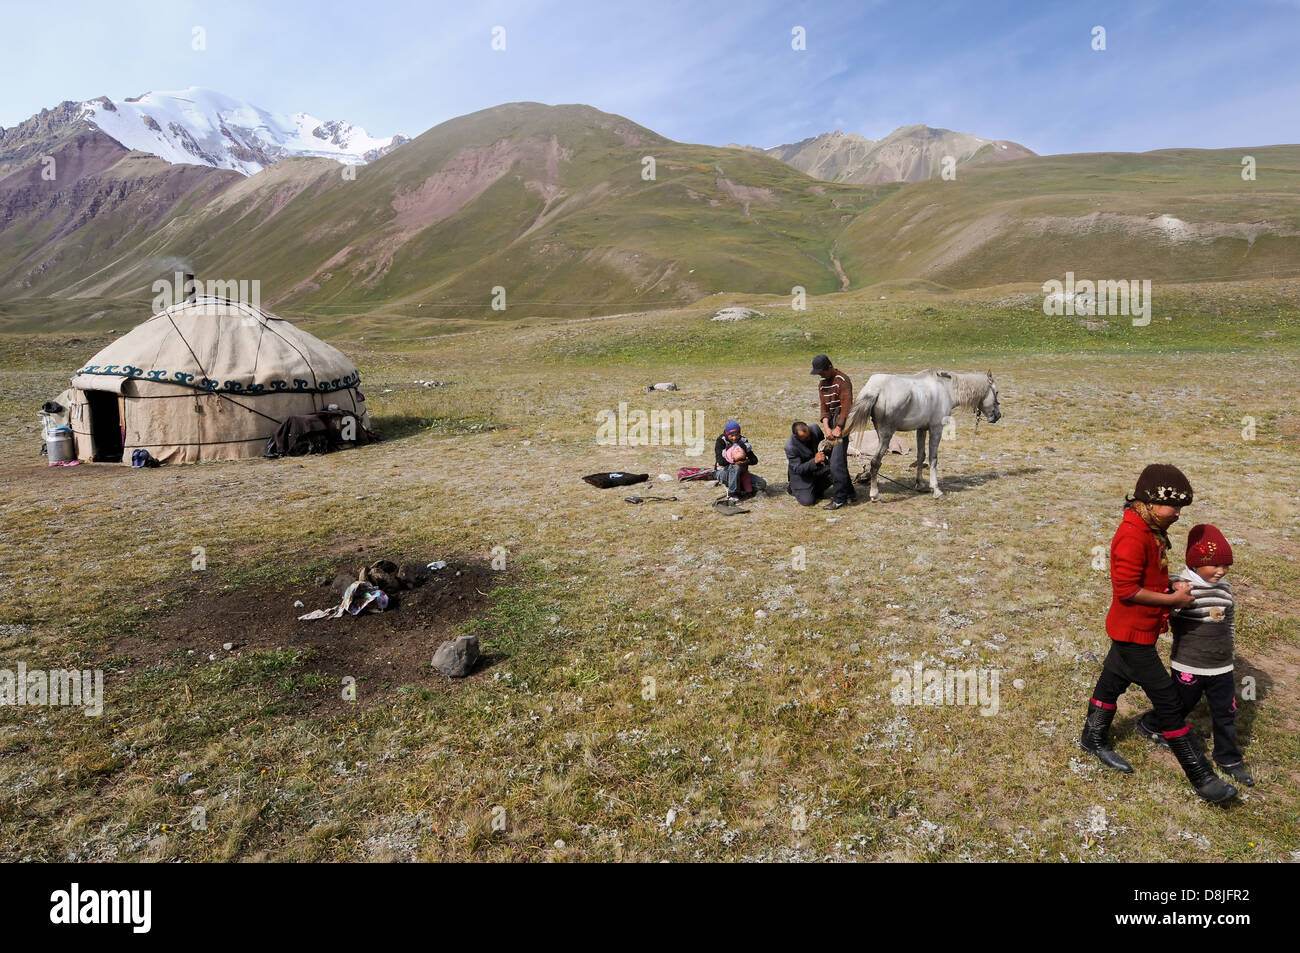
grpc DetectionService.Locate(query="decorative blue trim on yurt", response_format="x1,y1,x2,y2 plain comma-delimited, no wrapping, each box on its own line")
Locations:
72,366,361,394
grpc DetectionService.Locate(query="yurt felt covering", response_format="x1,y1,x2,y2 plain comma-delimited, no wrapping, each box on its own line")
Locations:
66,298,371,464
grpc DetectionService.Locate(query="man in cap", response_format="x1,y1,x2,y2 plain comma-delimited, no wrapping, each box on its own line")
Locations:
811,354,855,510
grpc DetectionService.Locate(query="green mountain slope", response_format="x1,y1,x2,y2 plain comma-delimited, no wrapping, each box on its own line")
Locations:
3,102,884,317
229,102,887,315
834,146,1300,288
2,101,1298,323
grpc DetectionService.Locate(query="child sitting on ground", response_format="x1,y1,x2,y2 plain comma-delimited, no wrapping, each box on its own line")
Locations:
1136,524,1254,786
713,420,765,503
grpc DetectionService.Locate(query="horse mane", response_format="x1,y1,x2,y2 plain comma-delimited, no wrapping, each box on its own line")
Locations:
933,370,990,410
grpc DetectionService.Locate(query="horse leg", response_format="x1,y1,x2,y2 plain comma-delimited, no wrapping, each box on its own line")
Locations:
914,428,928,491
868,429,888,502
929,427,944,498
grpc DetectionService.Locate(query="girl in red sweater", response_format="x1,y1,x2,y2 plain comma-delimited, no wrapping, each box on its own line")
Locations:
1079,464,1238,803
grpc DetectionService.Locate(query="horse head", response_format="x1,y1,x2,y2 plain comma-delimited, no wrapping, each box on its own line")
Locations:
980,370,1002,423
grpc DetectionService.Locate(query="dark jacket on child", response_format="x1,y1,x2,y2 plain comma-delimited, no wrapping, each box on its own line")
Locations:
714,434,758,468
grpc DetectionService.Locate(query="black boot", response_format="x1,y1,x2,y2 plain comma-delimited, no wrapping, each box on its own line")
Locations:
1080,702,1133,773
1219,761,1255,787
1135,710,1170,748
1168,733,1238,803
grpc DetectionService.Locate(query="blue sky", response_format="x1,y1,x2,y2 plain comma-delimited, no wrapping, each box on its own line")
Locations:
3,0,1297,154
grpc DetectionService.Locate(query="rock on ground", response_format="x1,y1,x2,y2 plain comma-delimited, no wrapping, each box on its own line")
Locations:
432,635,480,678
711,307,763,322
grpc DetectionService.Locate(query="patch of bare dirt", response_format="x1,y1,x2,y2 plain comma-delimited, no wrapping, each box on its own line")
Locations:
113,551,504,713
390,139,518,230
830,252,850,290
606,124,644,147
715,176,774,216
1022,212,1300,244
927,212,1011,273
520,177,608,240
685,187,722,207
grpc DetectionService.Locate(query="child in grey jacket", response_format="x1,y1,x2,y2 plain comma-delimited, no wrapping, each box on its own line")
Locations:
1138,524,1254,786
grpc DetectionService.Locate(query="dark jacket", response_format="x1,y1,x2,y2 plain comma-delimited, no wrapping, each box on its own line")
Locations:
715,434,758,468
785,423,828,495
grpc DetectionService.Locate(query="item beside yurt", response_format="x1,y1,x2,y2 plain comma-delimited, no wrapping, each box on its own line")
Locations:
45,426,75,464
39,395,76,464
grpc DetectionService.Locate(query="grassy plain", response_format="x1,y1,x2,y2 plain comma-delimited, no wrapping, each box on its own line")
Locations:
1,281,1296,860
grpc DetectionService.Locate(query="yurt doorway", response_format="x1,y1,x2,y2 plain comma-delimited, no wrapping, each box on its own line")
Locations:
86,391,123,462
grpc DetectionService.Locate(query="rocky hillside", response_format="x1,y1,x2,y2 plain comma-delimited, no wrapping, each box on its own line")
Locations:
737,125,1035,184
0,101,97,178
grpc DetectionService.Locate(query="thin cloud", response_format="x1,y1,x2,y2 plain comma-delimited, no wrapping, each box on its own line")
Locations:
1,0,1295,154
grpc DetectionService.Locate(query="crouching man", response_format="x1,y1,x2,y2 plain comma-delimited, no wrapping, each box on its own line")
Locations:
785,421,832,506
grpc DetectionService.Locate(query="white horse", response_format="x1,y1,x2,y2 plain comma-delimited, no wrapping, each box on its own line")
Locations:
843,370,1002,500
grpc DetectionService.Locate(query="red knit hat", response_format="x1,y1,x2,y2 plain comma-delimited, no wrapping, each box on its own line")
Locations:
1187,524,1233,568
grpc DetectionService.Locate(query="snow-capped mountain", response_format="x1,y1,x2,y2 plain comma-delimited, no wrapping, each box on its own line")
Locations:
78,87,406,175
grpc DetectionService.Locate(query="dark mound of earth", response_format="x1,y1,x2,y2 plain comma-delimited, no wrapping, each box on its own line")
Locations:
113,550,503,712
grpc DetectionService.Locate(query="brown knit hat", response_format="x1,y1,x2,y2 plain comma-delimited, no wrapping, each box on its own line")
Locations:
1187,524,1233,568
1131,463,1194,506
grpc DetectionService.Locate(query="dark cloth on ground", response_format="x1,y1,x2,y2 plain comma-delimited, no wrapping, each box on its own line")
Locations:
677,466,718,481
582,472,650,489
266,411,348,457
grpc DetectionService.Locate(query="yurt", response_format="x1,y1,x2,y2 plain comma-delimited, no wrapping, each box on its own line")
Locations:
65,297,372,464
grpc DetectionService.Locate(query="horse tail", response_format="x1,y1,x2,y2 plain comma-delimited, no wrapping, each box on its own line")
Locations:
842,388,878,437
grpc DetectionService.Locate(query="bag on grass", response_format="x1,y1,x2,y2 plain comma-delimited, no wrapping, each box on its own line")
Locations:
676,466,718,482
583,472,650,489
